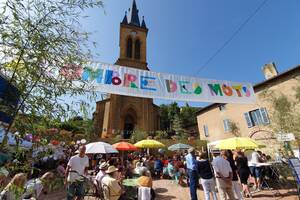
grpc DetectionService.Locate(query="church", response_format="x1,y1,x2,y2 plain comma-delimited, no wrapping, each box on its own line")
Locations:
93,0,160,139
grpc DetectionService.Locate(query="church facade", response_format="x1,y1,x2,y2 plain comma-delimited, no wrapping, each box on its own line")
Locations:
93,0,160,139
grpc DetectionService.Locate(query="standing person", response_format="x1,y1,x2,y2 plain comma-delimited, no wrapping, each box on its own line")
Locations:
225,150,243,200
245,149,262,191
154,157,163,178
197,152,218,200
65,145,89,200
212,151,235,200
101,166,123,200
236,151,251,198
185,147,199,200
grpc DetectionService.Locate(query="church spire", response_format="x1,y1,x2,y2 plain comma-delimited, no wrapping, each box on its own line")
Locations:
121,11,128,24
141,16,147,29
129,0,140,27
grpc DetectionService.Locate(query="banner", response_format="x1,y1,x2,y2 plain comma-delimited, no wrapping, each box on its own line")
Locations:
64,62,256,104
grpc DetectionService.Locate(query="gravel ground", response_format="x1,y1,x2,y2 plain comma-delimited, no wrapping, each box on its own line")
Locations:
42,179,299,200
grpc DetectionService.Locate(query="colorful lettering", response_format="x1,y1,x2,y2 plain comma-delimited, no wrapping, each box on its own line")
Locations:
243,86,251,97
179,81,191,94
124,73,138,88
82,68,104,83
141,76,156,91
208,84,223,96
222,84,233,96
165,80,177,93
192,83,202,95
232,85,242,97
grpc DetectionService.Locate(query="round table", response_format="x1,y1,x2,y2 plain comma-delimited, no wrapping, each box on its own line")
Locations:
122,178,139,200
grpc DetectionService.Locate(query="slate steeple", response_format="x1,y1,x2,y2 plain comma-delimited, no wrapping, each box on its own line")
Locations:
141,16,147,29
121,11,128,24
129,0,140,27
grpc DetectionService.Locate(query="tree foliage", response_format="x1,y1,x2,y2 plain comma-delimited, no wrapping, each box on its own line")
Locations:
228,120,241,137
260,85,300,136
158,102,199,138
0,0,103,137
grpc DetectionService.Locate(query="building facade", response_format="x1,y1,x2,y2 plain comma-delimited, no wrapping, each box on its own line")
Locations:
197,63,300,146
93,0,160,139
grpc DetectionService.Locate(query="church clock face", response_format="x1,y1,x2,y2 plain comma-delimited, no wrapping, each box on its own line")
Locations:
130,31,137,37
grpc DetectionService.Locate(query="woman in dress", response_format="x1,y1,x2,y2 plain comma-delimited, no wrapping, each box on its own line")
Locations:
236,151,251,198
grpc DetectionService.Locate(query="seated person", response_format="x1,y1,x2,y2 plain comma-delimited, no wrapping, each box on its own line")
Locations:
0,173,27,200
137,168,155,200
23,172,54,199
94,162,109,186
138,168,153,188
56,160,66,177
101,166,122,200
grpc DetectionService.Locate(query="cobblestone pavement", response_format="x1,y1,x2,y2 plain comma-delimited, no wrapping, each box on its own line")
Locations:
43,179,299,200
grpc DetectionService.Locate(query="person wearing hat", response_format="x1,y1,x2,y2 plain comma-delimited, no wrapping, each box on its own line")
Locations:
94,162,109,186
185,147,199,200
101,166,122,200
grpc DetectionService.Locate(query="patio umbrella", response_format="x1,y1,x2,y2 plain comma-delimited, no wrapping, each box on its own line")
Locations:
168,143,193,151
113,142,138,164
215,137,259,150
113,142,138,151
134,139,165,149
85,142,119,154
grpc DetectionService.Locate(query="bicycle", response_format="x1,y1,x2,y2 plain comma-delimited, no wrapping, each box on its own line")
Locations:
68,170,103,200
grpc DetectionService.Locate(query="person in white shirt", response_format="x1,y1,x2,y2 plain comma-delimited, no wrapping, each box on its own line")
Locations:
245,149,262,190
65,145,89,200
94,162,109,186
212,151,235,200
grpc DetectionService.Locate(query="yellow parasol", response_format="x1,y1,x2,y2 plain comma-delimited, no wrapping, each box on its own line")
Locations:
215,137,259,150
134,139,165,149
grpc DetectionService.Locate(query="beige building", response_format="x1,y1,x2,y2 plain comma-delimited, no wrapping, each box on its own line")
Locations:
93,0,160,139
197,63,300,146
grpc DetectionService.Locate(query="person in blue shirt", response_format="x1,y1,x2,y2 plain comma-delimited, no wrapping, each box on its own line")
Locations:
154,157,163,178
185,147,198,200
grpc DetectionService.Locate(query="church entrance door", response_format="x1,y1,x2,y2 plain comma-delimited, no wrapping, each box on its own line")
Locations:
123,114,135,139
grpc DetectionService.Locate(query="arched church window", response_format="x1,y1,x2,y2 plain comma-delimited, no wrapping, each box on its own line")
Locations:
126,37,133,58
134,39,141,60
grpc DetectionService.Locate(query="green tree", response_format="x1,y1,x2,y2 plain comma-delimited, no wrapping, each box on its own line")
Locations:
180,103,198,126
130,129,148,143
172,114,185,136
228,120,241,137
0,0,103,143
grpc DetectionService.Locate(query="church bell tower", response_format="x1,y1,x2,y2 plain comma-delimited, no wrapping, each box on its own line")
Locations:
94,0,160,139
116,0,148,70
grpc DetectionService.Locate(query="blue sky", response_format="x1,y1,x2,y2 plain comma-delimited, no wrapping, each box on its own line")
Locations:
76,0,300,113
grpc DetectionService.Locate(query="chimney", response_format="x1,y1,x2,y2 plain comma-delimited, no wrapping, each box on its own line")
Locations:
262,62,278,80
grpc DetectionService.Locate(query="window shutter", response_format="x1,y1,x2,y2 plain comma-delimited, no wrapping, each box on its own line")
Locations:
203,125,209,137
223,119,229,132
260,107,270,125
244,112,253,128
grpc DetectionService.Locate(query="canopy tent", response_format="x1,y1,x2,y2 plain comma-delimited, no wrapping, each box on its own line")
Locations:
212,137,259,150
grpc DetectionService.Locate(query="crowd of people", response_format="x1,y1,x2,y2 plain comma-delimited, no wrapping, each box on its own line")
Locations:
185,148,273,200
0,142,275,200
